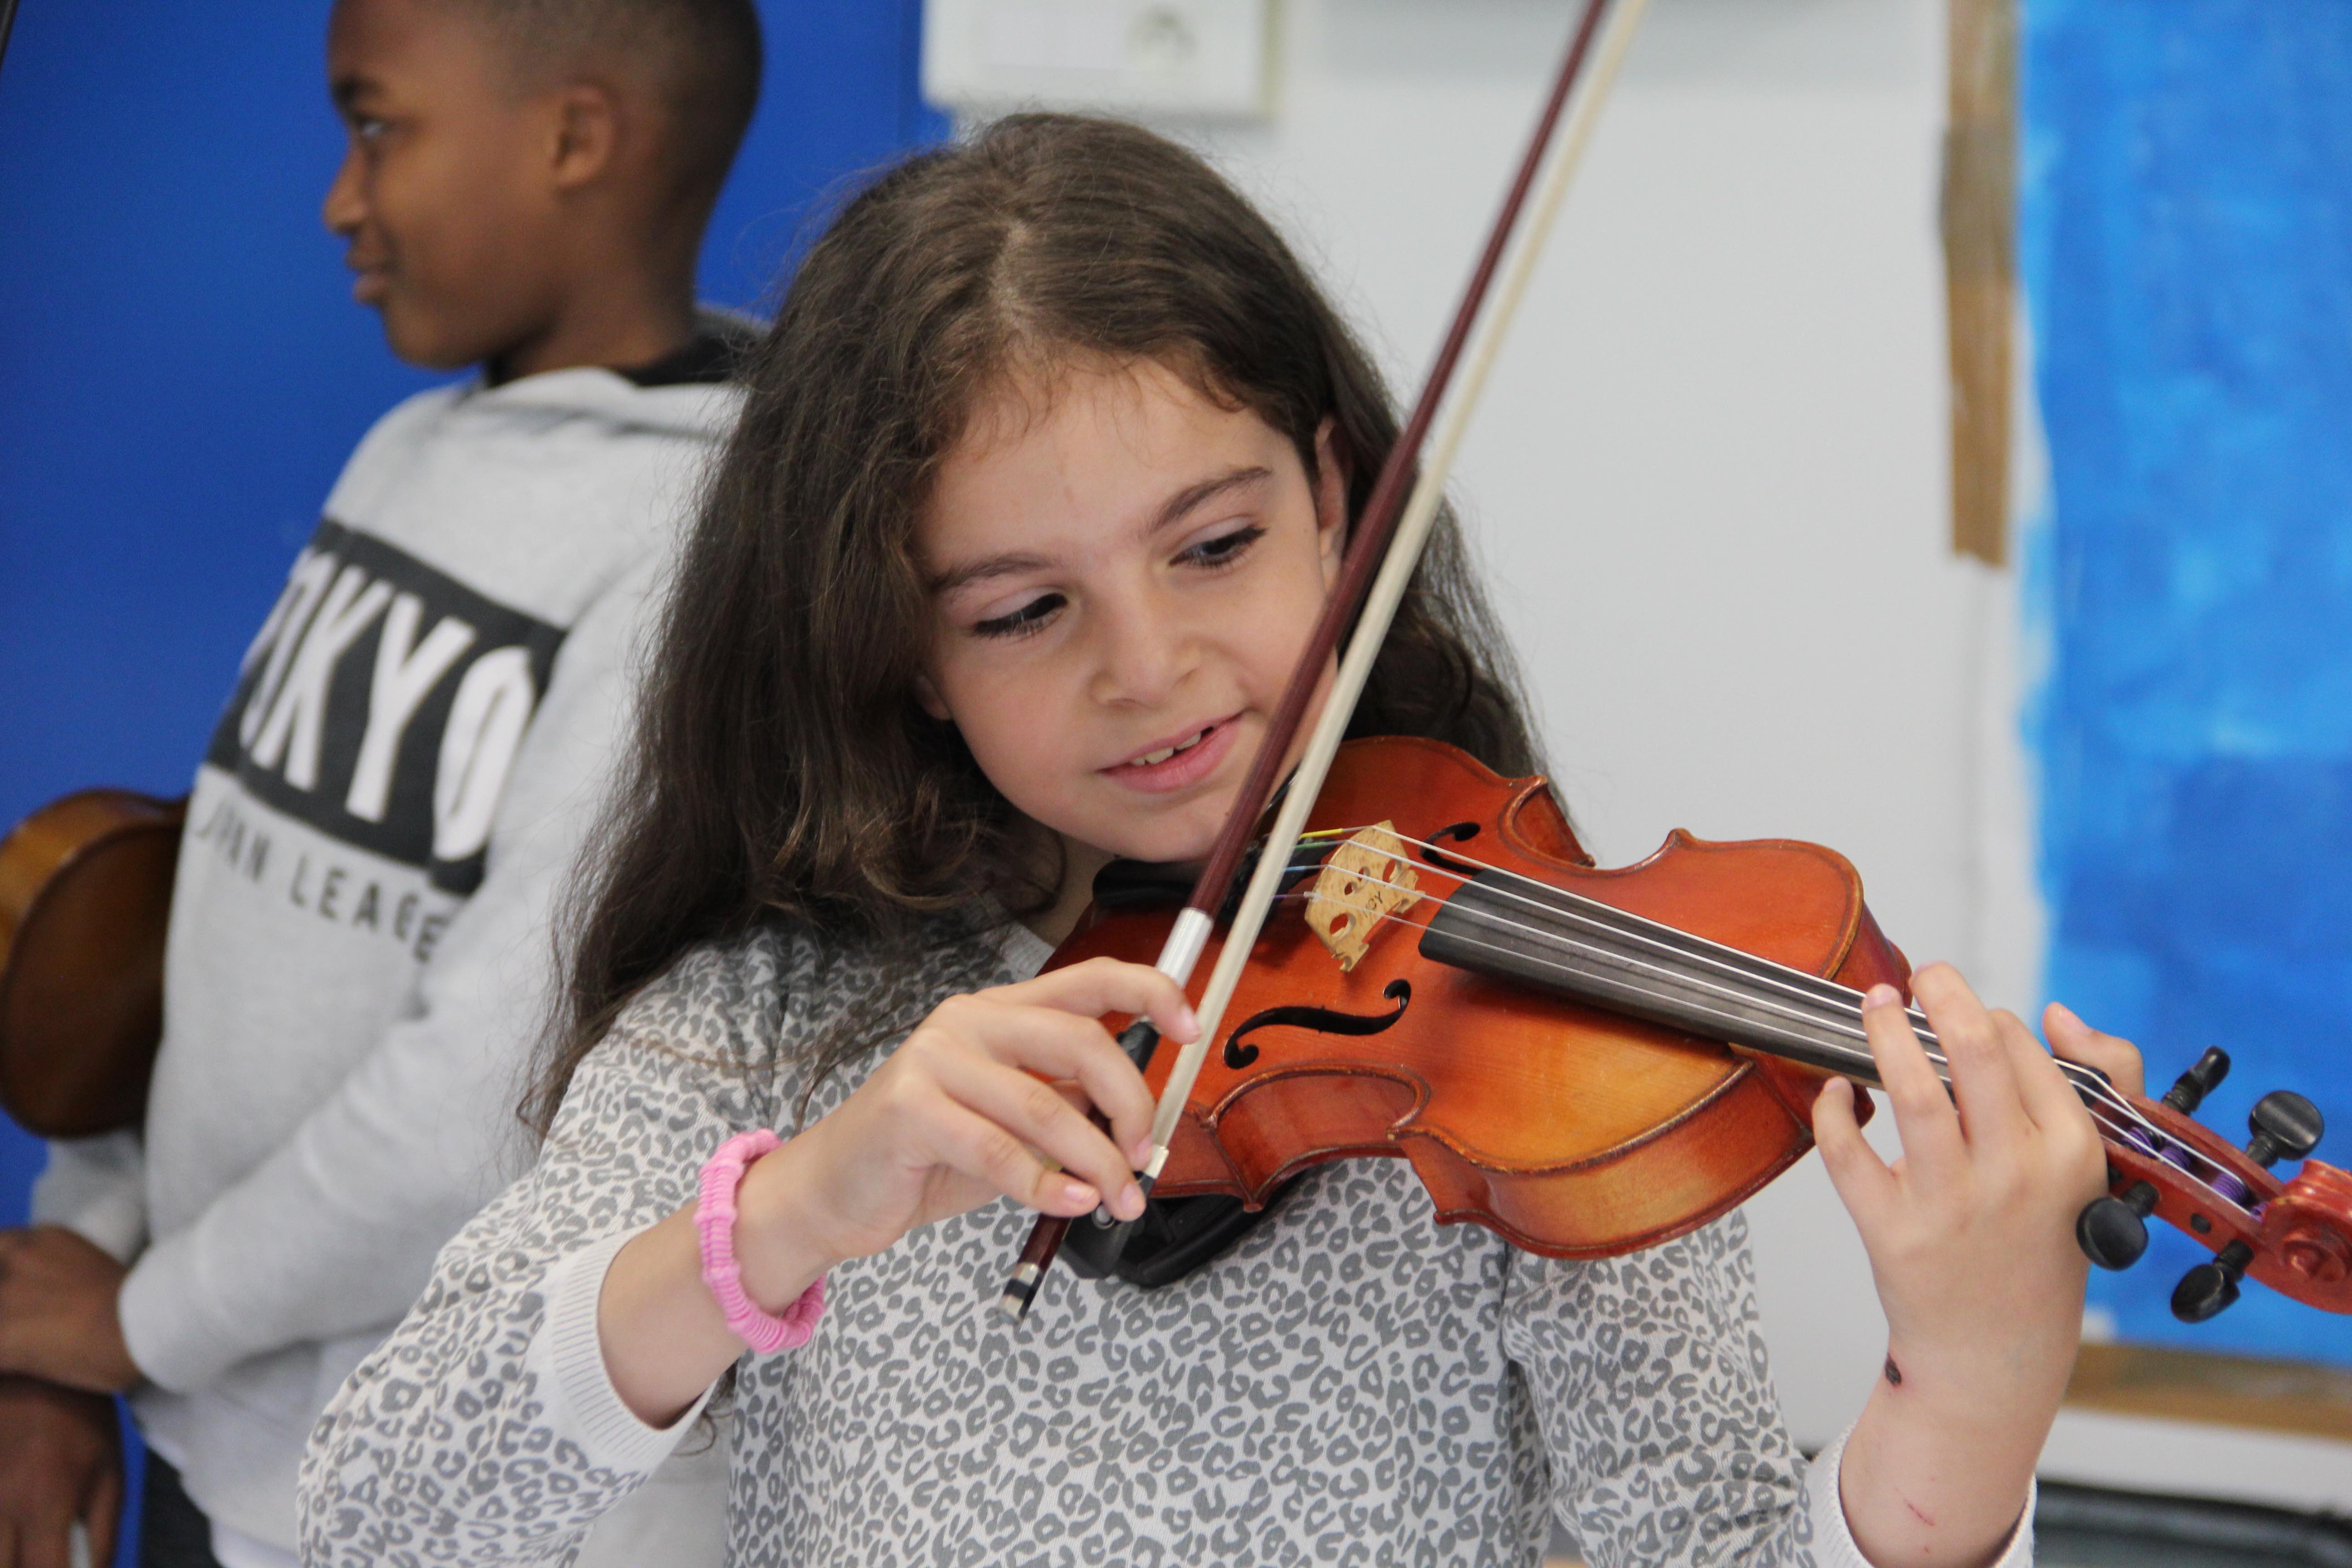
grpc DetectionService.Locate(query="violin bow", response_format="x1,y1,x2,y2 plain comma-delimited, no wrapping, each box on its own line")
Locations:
1001,0,1657,1319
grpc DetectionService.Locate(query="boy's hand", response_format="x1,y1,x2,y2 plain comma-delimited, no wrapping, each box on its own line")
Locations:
0,1228,139,1394
734,957,1196,1306
1813,963,2108,1568
0,1375,123,1568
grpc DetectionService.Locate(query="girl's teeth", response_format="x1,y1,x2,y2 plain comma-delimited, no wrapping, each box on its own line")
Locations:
1133,728,1209,768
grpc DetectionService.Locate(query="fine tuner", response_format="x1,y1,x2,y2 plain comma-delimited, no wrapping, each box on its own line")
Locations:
2075,1045,2332,1323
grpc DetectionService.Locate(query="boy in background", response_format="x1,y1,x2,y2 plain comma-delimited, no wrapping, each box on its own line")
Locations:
0,2,761,1563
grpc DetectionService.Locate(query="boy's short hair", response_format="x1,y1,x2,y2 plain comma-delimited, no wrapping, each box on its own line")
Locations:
457,0,763,206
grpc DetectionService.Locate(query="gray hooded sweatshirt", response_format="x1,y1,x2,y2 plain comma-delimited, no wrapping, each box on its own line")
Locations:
34,340,743,1555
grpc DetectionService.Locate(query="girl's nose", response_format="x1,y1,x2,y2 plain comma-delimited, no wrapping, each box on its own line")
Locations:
1089,597,1195,708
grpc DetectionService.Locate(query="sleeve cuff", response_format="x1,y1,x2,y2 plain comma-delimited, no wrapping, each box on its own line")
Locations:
1806,1426,2035,1568
528,1228,720,1476
117,1232,234,1393
31,1133,147,1263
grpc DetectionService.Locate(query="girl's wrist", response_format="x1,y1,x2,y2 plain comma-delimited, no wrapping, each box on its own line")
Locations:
731,1137,848,1311
1877,1325,2076,1437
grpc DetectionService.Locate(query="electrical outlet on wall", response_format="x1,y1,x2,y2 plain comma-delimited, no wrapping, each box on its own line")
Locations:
922,0,1272,119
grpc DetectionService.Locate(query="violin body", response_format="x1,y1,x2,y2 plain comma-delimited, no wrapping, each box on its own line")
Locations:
0,789,183,1137
1053,736,1908,1258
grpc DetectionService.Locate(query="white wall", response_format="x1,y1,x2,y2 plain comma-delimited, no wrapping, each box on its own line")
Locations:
953,0,2352,1510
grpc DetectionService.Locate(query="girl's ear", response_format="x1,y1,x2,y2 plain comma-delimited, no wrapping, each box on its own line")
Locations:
1312,418,1349,585
912,670,953,722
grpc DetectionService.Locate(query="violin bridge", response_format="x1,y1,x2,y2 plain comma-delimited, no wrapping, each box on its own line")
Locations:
1306,822,1422,972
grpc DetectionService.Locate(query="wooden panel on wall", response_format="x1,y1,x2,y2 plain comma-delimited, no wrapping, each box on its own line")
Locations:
1943,0,2017,565
2069,1343,2352,1442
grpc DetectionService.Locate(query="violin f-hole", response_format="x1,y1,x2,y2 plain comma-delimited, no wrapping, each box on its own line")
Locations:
1223,978,1412,1070
1418,821,1482,877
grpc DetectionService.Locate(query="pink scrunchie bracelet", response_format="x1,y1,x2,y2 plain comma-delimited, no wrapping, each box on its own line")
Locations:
696,1128,826,1354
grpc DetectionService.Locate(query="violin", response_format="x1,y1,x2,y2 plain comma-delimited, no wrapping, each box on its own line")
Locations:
0,789,183,1137
1047,735,2352,1323
999,0,2352,1327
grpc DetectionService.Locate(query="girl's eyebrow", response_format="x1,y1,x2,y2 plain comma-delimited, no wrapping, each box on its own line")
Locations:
928,465,1275,595
931,550,1054,595
1147,465,1274,537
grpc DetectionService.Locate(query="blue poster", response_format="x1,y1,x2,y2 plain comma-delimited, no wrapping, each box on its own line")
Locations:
2024,0,2352,1365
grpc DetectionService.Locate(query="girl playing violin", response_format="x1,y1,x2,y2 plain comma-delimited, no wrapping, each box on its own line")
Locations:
302,114,2144,1568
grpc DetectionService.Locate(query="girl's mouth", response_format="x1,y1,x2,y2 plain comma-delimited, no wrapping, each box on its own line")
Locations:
1103,718,1239,794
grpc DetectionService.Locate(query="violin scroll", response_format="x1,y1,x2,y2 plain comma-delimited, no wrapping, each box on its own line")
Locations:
2075,1049,2352,1322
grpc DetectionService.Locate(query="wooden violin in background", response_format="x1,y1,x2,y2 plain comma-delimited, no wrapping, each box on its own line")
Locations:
1048,736,2352,1326
0,789,182,1137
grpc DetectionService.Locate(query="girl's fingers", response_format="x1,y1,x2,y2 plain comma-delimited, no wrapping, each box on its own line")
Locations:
1812,1075,1894,1228
1911,964,2029,1152
1000,957,1200,1046
1860,980,1967,1183
2045,1001,2146,1100
921,1091,1102,1217
1999,1007,2096,1137
927,1046,1143,1219
945,995,1158,1154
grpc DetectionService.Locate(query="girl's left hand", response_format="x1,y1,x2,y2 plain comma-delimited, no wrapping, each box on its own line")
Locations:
1812,963,2123,1566
2044,999,2144,1100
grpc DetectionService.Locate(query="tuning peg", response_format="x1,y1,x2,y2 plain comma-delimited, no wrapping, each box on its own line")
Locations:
2245,1091,2324,1169
2171,1239,2254,1323
2161,1047,2231,1114
2076,1179,2160,1269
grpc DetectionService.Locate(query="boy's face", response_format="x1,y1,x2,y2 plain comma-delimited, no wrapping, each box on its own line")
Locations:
324,0,566,369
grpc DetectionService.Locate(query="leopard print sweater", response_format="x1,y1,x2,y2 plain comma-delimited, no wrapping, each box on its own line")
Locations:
298,920,2030,1568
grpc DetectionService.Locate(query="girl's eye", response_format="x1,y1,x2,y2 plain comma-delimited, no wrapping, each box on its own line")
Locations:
1177,523,1266,570
974,592,1065,640
352,116,390,147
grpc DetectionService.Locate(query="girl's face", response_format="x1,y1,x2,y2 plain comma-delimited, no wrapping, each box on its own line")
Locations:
916,358,1346,873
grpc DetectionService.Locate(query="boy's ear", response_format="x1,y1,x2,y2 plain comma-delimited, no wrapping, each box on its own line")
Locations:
1312,418,1350,583
547,81,624,193
912,671,953,722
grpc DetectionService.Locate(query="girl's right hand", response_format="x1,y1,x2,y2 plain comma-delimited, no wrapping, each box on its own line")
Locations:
731,957,1197,1303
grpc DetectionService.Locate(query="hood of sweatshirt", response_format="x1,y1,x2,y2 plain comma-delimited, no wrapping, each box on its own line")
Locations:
446,307,756,441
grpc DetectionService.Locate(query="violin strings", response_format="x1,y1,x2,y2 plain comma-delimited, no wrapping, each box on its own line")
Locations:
1290,825,1944,1034
1281,821,2250,1203
1263,887,2173,1173
1281,825,2158,1135
1283,872,1929,1079
1263,883,2236,1212
1266,847,2252,1215
1284,851,2194,1165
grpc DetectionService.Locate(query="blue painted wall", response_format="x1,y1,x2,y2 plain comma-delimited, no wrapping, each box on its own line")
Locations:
2024,0,2352,1366
0,4,938,1551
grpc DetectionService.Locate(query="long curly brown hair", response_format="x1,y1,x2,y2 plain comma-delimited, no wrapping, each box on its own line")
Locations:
529,114,1546,1134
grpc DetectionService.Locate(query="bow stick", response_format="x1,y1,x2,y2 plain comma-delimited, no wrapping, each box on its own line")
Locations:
1001,0,1656,1320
